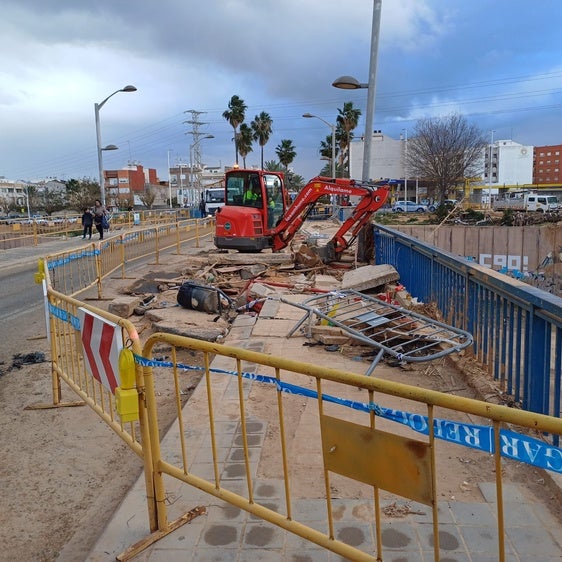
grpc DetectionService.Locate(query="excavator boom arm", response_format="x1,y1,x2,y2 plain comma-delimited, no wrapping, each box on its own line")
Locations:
271,176,389,253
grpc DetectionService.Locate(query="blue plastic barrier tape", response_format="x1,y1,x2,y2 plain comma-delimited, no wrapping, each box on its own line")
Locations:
47,249,99,270
133,354,562,474
49,302,81,331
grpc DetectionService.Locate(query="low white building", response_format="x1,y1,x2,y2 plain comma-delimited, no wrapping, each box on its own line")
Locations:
0,178,29,211
349,131,404,182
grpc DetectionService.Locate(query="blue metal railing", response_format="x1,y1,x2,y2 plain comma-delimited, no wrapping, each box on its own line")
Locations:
374,224,562,426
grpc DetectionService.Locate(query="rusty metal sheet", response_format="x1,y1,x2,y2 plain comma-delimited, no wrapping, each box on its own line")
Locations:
320,414,434,506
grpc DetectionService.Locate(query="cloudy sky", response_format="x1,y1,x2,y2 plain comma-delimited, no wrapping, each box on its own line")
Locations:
2,0,562,184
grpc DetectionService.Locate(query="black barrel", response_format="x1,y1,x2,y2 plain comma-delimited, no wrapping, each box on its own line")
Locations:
177,281,226,313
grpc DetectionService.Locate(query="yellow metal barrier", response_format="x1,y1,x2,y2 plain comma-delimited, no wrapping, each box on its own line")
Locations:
33,285,157,529
136,332,562,562
34,280,562,559
42,217,213,298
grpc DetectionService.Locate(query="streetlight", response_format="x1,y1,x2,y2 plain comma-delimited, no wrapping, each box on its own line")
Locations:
190,135,214,206
24,185,31,219
303,113,336,178
95,84,137,207
332,0,382,181
167,149,173,209
402,128,408,202
488,130,495,207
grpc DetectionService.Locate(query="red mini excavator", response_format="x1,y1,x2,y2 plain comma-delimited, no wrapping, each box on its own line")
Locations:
214,168,390,261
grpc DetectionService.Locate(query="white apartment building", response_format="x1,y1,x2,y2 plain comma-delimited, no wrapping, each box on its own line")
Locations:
484,139,533,190
0,178,28,210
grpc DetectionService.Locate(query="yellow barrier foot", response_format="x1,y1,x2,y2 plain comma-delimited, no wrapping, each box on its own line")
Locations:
24,401,86,410
116,505,206,561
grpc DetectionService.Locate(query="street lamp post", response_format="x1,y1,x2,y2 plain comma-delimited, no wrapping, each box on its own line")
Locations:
95,85,137,207
402,128,408,202
189,134,214,206
332,0,382,182
24,185,31,219
302,113,336,178
167,149,173,209
488,130,495,207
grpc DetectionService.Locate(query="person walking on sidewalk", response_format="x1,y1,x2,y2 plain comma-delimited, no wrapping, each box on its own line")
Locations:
81,208,93,239
93,199,108,240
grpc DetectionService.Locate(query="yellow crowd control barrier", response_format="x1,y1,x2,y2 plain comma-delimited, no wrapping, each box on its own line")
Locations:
38,217,213,298
33,286,562,560
133,332,562,562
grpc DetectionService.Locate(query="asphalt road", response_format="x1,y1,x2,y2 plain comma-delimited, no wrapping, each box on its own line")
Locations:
0,261,46,366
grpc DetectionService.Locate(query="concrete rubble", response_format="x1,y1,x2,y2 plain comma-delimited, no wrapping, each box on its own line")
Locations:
107,229,427,359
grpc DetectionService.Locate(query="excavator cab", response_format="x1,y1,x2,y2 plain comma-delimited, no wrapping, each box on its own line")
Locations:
215,169,286,252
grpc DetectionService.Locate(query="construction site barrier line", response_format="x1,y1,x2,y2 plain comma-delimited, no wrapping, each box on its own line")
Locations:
134,351,562,474
42,294,562,469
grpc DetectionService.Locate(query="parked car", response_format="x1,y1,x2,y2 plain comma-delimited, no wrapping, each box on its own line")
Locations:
426,200,459,212
392,201,428,213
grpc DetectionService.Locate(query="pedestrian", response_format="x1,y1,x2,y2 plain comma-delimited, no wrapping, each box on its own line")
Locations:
81,207,93,239
93,199,107,240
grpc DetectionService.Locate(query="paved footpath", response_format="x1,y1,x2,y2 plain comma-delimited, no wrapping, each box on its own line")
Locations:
0,234,92,270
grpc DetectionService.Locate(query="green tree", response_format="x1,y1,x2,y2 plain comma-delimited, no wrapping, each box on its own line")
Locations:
43,188,67,215
275,139,296,172
264,160,283,171
406,113,486,202
23,184,40,213
288,173,305,190
66,178,101,212
250,112,273,169
222,95,247,166
336,101,361,177
319,134,341,177
236,123,254,168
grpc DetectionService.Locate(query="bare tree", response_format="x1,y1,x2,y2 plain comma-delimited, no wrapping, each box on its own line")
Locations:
406,113,486,202
139,188,156,209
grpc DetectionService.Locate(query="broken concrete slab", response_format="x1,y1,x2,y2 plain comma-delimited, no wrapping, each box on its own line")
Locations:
108,296,143,318
145,306,229,342
202,251,294,265
314,274,341,292
341,264,400,292
247,282,277,299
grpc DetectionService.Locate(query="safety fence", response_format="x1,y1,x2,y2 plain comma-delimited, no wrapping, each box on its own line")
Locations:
38,287,562,560
0,208,195,250
374,224,562,430
41,216,212,297
35,260,562,561
33,220,562,560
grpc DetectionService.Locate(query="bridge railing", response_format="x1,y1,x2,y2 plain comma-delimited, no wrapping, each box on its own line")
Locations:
374,224,562,427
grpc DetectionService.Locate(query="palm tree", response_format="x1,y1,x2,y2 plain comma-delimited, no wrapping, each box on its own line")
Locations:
336,101,361,177
319,134,341,177
264,160,282,171
236,123,254,168
250,112,273,169
275,139,296,172
222,95,247,165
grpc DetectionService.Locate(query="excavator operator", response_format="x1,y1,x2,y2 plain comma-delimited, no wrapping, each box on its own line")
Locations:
242,175,262,207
